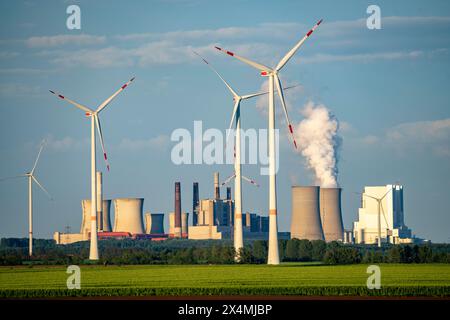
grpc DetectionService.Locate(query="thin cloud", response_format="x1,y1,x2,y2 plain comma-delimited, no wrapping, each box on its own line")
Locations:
117,135,170,151
346,118,450,157
26,34,106,48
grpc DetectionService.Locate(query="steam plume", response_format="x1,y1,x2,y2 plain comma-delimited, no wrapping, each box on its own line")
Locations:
294,101,341,187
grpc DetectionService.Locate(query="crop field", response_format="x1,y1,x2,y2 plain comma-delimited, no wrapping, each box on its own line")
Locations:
0,263,449,298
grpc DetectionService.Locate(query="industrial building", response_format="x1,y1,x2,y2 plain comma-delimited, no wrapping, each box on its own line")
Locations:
188,172,273,240
54,171,279,245
290,186,344,242
353,184,413,245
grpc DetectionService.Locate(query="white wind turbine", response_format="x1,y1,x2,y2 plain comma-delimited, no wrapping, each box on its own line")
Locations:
215,19,323,264
0,140,52,257
194,52,296,259
50,77,135,260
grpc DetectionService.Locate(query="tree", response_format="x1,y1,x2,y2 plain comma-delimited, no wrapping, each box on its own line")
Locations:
298,240,313,261
387,246,400,263
285,239,300,261
311,240,327,261
252,241,267,263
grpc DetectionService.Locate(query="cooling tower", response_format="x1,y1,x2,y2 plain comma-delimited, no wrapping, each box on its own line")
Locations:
291,186,325,240
174,182,182,237
169,212,175,235
145,213,165,234
193,182,199,226
214,172,220,199
320,187,344,242
113,198,145,234
181,212,189,237
81,199,111,235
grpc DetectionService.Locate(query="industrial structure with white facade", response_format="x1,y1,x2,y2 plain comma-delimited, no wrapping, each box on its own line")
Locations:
353,184,413,245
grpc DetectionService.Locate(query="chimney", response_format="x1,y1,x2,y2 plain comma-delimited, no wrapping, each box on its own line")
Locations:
193,182,199,226
226,187,231,200
174,182,182,237
214,172,220,199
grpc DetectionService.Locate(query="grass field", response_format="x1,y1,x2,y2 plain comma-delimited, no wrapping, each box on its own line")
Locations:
0,263,449,298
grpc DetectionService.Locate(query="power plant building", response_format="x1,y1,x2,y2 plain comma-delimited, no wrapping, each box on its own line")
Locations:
353,184,413,245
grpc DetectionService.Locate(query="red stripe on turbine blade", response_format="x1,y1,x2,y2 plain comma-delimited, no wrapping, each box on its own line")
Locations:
294,140,298,149
226,51,234,56
104,153,107,160
107,165,110,171
289,124,294,134
58,95,65,99
214,46,221,50
307,30,313,36
121,84,127,89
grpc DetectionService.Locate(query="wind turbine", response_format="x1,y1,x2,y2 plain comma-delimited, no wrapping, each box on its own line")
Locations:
355,189,392,247
194,52,296,260
0,140,52,256
215,19,323,264
50,77,135,260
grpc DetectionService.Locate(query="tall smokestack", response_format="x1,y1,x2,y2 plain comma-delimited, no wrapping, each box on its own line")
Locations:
193,182,199,226
226,187,231,200
320,187,344,242
174,182,182,237
96,171,103,231
214,172,220,199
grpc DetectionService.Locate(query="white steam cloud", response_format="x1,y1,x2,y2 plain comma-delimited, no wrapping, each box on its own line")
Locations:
294,101,342,188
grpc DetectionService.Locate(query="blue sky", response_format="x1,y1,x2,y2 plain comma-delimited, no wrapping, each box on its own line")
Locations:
0,0,449,242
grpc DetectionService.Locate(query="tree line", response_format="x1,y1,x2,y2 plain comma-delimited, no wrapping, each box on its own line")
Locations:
0,238,449,265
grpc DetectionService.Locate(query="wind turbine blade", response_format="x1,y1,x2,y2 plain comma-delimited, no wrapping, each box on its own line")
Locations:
226,99,241,145
220,173,236,186
0,175,26,182
214,46,272,72
49,90,93,114
275,19,323,71
193,51,239,97
94,115,110,171
380,201,390,229
242,175,259,187
30,140,46,175
241,91,269,100
31,176,52,200
274,74,297,149
241,84,300,100
96,77,135,113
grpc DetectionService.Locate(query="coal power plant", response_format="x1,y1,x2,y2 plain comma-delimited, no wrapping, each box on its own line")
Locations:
291,186,344,242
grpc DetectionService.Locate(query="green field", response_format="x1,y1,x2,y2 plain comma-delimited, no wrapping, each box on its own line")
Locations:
1,263,449,298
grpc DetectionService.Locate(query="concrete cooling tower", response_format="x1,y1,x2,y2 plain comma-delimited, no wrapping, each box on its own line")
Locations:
320,187,344,242
181,212,189,237
81,199,112,235
145,213,165,234
113,198,145,234
291,186,324,240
